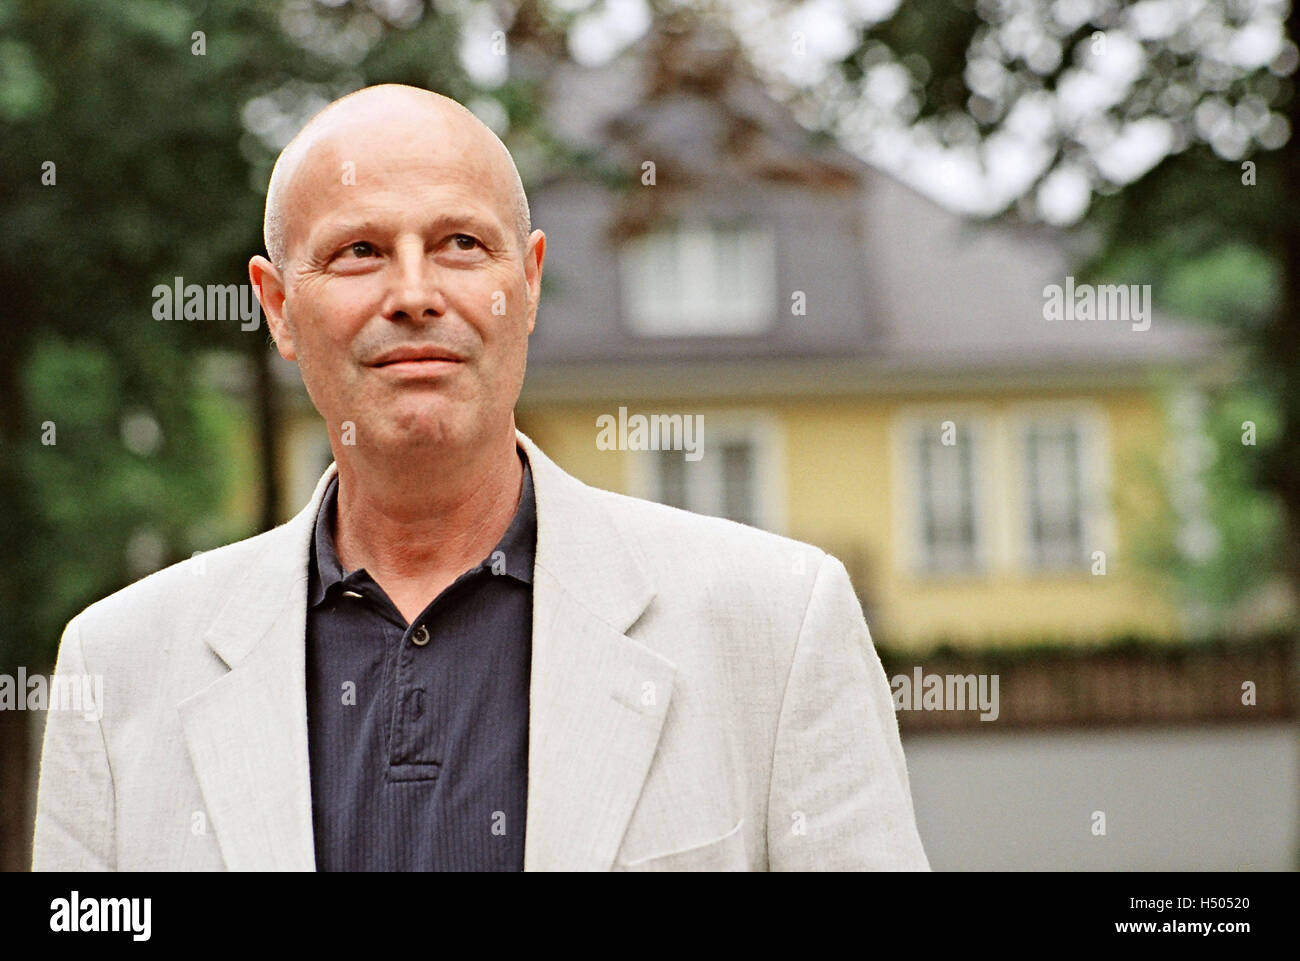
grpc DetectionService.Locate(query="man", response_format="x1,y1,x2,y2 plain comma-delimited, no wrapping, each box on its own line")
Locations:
32,84,929,871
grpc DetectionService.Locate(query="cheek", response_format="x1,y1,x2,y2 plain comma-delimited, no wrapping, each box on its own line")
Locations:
460,268,528,325
323,288,378,339
293,286,376,355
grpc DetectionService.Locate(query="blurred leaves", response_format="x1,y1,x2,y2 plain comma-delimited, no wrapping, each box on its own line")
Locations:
0,0,523,671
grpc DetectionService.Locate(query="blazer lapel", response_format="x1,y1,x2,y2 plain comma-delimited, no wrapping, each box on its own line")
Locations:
177,465,336,872
516,432,676,871
177,432,674,873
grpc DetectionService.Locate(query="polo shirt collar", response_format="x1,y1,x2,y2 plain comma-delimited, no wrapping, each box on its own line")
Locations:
308,448,536,609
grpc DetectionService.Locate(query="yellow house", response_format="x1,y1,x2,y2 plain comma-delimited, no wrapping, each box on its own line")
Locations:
273,19,1228,652
514,387,1208,650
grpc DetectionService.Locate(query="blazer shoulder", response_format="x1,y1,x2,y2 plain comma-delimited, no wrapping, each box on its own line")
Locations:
590,486,832,596
67,522,292,653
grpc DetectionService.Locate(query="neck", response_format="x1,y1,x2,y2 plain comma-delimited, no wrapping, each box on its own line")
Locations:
330,425,524,616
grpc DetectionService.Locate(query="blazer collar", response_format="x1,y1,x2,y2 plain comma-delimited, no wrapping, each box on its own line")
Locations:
181,429,673,871
516,430,654,633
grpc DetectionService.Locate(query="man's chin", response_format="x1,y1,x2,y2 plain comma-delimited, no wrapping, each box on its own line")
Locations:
363,406,478,453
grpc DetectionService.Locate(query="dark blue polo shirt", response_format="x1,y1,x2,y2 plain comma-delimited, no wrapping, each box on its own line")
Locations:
304,450,534,871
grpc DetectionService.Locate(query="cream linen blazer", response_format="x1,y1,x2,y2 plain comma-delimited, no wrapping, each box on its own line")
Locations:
32,431,929,871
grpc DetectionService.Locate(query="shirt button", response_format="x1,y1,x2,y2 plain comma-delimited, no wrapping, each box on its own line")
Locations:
411,624,430,647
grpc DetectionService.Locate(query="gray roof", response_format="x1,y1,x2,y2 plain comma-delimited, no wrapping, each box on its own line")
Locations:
510,12,1229,400
858,172,1225,372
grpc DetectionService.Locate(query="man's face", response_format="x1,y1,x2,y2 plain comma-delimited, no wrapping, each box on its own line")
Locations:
256,114,544,458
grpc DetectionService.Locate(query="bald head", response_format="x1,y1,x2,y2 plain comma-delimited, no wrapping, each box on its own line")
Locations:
262,84,530,269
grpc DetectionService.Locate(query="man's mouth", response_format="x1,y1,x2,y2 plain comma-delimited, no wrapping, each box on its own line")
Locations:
369,346,467,374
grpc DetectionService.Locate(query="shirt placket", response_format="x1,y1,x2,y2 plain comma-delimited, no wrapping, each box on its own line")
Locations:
384,568,486,780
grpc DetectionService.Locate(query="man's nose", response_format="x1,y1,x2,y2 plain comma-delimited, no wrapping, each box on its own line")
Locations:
380,240,446,322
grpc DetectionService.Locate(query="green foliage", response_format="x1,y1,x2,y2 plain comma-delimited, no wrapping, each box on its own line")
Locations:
844,0,983,118
19,337,231,660
1084,157,1288,625
1125,380,1288,634
1084,145,1286,334
1160,244,1280,332
0,0,519,671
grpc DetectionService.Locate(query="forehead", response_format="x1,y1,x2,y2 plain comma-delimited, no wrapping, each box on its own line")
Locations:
283,114,512,247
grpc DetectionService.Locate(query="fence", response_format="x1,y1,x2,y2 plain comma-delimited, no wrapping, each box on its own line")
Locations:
879,634,1299,731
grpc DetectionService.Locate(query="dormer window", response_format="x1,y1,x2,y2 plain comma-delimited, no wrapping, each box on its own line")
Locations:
618,219,776,336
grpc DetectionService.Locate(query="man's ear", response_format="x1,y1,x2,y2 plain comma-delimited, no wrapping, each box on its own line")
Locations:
249,255,296,361
523,229,546,336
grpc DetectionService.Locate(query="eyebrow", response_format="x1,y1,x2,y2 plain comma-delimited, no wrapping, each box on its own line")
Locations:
309,211,506,251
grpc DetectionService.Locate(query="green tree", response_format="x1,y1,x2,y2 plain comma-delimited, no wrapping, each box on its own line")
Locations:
0,0,536,869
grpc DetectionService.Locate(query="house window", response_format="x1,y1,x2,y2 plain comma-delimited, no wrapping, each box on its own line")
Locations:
618,220,776,336
626,415,784,532
648,438,761,528
913,421,982,573
1021,419,1089,570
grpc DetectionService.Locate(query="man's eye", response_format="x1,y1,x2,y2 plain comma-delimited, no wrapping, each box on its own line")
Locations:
452,235,480,250
345,241,376,258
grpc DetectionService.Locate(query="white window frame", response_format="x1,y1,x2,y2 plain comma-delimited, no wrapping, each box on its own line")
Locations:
617,218,777,337
893,407,995,577
1009,403,1114,573
625,411,785,532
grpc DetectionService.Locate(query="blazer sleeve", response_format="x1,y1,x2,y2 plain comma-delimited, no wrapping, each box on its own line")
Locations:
31,616,116,871
767,555,930,871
